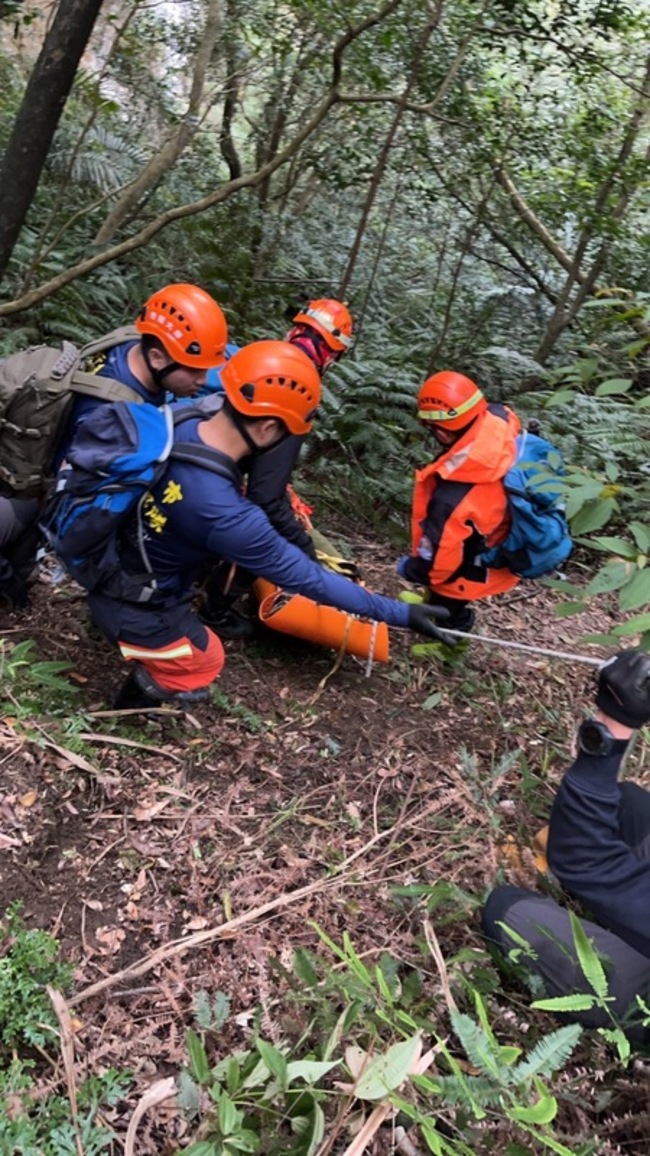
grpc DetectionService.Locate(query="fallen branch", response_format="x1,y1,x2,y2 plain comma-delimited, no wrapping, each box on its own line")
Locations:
72,802,443,1006
124,1077,176,1156
76,732,182,760
47,987,84,1156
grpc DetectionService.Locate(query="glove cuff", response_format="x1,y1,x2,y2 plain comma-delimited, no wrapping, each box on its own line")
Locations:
595,688,641,729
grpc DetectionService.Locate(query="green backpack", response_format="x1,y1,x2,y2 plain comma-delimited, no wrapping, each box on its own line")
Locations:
0,326,146,496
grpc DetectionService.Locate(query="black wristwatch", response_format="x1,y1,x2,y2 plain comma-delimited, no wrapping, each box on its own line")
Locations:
577,718,629,758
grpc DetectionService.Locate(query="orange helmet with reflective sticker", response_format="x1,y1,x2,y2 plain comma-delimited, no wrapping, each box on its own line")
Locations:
292,298,353,352
136,284,228,369
221,340,322,435
417,371,487,431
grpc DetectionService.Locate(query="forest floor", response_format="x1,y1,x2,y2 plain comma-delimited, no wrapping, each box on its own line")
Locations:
1,530,649,1155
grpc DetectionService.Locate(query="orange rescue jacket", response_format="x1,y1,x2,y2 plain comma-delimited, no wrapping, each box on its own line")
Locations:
410,403,521,601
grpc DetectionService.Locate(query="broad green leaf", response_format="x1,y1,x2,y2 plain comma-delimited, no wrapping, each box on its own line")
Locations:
184,1141,221,1155
584,561,633,596
498,1044,523,1066
544,389,577,408
553,601,587,617
619,567,650,612
613,613,650,636
256,1039,288,1088
629,522,650,553
508,1091,557,1125
595,378,633,396
422,691,442,711
570,498,616,535
353,1034,421,1100
285,1058,340,1083
219,1091,242,1136
224,1130,259,1153
186,1029,211,1084
587,535,638,558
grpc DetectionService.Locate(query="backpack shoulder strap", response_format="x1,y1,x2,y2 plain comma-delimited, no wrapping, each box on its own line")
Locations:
78,325,140,360
170,443,242,486
67,371,144,404
69,326,147,403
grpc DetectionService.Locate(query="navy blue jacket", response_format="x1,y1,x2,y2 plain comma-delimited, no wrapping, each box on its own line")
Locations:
125,417,411,627
547,744,650,958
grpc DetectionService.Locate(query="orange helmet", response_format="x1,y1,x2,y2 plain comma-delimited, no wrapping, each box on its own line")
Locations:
417,371,487,431
292,299,353,352
221,340,322,435
136,284,228,369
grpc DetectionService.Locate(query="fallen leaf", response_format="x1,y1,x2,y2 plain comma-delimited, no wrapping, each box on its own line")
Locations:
95,926,126,954
134,799,173,822
19,789,38,808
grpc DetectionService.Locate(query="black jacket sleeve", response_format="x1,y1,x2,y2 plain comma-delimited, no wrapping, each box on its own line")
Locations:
547,747,650,958
244,434,316,556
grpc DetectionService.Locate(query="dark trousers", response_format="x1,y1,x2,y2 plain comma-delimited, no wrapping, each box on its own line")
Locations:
0,495,40,569
482,783,650,1042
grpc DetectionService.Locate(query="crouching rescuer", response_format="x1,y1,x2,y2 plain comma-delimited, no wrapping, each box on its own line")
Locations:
397,372,522,634
57,341,454,710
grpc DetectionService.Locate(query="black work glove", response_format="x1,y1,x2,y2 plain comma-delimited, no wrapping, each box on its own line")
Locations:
596,650,650,728
406,603,456,646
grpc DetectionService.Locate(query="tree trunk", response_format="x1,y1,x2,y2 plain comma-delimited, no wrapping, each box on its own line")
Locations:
93,0,224,247
0,0,105,282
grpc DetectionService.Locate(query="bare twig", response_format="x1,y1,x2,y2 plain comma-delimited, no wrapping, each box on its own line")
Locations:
47,987,84,1156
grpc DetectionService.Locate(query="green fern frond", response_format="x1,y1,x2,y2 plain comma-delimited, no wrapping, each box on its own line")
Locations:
510,1023,583,1083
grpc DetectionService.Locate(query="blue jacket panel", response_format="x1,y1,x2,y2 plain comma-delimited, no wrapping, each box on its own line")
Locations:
547,747,650,957
56,342,164,467
129,419,410,627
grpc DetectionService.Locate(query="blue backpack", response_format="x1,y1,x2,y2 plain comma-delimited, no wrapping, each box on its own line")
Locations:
42,401,240,601
482,430,572,580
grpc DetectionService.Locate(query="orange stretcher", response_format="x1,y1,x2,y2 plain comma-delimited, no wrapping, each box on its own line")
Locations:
253,578,390,663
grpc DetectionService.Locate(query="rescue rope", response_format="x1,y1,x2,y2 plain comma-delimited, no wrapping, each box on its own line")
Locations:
365,619,379,678
439,627,603,667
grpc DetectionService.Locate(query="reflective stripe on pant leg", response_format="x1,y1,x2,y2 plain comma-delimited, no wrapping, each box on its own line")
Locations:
118,627,225,692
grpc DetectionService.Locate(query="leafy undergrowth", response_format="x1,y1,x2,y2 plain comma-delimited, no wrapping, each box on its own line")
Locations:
0,534,649,1154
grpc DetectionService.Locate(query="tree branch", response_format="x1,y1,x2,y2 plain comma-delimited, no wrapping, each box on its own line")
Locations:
0,0,403,318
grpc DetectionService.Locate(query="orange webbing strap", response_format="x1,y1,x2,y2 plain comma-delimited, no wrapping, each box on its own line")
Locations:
253,578,389,663
287,484,314,532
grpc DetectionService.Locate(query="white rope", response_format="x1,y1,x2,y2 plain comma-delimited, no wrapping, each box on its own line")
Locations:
438,627,603,667
365,618,379,678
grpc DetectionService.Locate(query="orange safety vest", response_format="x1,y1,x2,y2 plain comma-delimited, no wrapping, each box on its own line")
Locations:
410,405,521,602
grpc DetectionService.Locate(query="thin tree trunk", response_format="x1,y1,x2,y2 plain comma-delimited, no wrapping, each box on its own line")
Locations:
494,52,650,362
93,0,224,246
0,0,105,281
337,2,443,298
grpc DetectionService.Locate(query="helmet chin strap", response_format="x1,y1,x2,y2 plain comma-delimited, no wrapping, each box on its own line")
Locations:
143,346,184,389
230,407,290,457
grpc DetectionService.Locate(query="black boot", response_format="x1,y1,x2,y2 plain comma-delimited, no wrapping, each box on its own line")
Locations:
113,663,211,710
199,594,256,640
